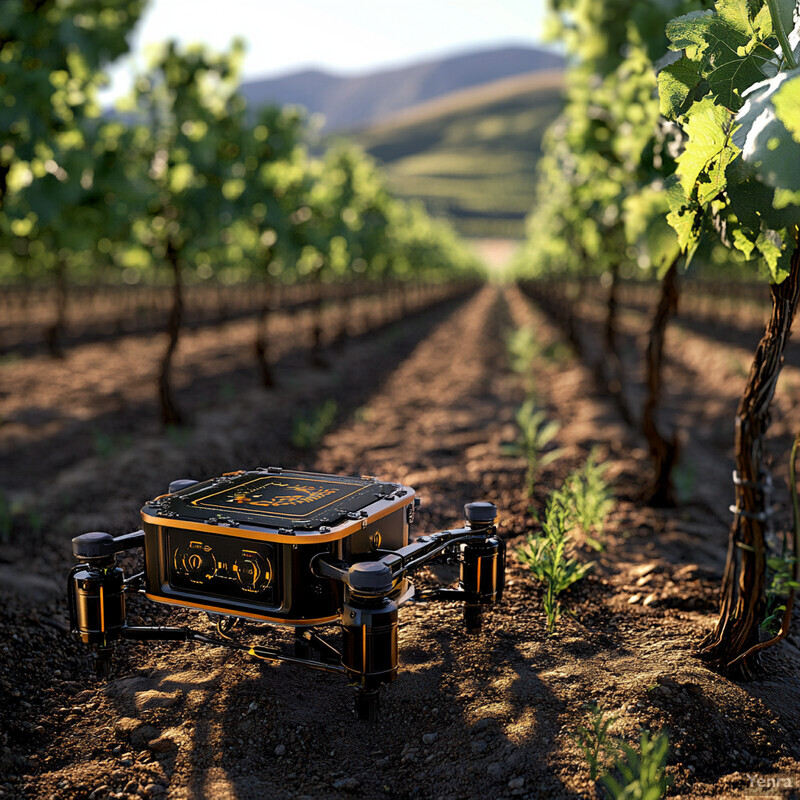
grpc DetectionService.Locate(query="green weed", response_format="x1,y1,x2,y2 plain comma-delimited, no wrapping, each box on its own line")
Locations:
502,400,562,497
291,400,338,450
764,433,800,635
562,450,615,551
764,550,800,634
602,731,670,800
516,491,594,634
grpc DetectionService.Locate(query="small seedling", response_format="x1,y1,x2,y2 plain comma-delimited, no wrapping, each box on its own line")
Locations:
291,399,338,450
601,730,670,800
505,326,538,396
503,400,562,498
562,450,615,551
571,702,618,781
516,491,594,634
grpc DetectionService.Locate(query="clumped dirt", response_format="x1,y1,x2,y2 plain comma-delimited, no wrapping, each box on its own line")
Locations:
2,284,800,800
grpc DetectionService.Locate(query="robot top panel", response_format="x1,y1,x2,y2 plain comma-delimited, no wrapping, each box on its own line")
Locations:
143,469,404,533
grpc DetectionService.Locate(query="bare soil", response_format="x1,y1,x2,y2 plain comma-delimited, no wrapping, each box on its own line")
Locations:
1,284,800,800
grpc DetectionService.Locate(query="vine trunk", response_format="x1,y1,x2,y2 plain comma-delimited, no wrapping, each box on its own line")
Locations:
643,256,681,507
700,239,800,676
158,242,184,426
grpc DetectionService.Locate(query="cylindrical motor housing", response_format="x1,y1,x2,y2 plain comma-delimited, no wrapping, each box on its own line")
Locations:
460,536,506,604
341,597,399,690
70,565,125,646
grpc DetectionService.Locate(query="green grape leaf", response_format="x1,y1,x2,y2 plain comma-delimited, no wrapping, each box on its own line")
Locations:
676,96,739,203
756,228,794,280
666,174,703,252
773,72,800,142
666,10,715,59
733,67,800,191
666,1,777,111
658,57,705,118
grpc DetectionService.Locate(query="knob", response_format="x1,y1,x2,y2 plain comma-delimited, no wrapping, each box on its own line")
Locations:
169,479,199,494
464,502,497,527
73,532,115,560
348,561,393,594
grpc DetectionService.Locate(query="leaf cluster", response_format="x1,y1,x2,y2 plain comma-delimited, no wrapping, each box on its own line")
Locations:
661,0,800,279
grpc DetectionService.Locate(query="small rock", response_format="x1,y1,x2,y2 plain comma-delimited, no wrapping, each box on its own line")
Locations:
422,733,438,745
143,784,165,797
274,744,286,757
628,594,641,604
487,762,504,781
130,726,159,750
642,593,657,607
134,690,183,712
123,781,139,794
114,718,143,741
88,786,108,800
147,736,176,754
375,757,390,768
472,741,488,755
472,718,490,734
509,777,524,790
332,778,360,792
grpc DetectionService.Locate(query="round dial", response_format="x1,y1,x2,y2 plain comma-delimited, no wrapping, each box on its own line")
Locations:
174,542,217,583
234,550,272,593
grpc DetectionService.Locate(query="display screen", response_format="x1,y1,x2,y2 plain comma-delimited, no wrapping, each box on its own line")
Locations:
189,475,371,521
167,529,277,605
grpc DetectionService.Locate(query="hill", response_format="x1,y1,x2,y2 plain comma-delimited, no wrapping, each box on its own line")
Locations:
239,45,564,131
348,70,565,238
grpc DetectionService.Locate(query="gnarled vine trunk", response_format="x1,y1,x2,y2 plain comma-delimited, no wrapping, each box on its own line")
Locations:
158,242,184,426
700,239,800,677
643,256,681,507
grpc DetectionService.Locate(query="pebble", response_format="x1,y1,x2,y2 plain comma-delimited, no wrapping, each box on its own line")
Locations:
144,784,165,797
123,781,139,794
422,733,438,745
472,719,490,734
332,778,360,792
130,725,159,750
147,737,176,754
487,762,504,781
472,741,488,755
509,777,524,790
274,744,286,757
88,787,108,800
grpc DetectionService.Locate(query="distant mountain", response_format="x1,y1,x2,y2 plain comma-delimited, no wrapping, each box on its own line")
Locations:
240,45,564,131
349,71,565,238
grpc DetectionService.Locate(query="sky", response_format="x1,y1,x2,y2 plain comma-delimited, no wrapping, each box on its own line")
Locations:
104,0,549,99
